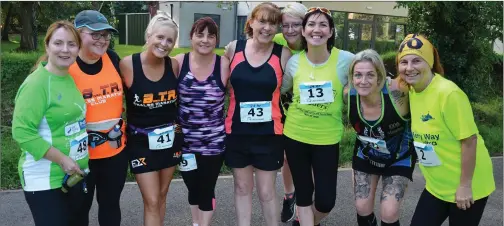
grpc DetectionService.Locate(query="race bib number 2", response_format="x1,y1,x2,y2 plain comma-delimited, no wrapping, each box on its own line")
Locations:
148,126,175,150
240,101,272,123
299,81,334,104
69,132,89,161
414,141,442,166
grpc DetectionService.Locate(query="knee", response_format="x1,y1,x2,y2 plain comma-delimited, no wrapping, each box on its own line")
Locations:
380,204,400,223
315,199,335,213
143,196,161,212
258,188,276,203
355,200,374,216
234,181,252,197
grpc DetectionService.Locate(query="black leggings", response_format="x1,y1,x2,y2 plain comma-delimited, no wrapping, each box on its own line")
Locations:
181,153,224,211
410,189,488,226
82,150,129,226
284,136,340,213
25,182,93,226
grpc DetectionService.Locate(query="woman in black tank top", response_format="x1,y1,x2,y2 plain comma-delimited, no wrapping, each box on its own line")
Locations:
119,11,182,225
343,49,415,226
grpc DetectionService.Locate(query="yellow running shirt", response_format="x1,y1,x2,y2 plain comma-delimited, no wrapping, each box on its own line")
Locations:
281,47,354,145
273,33,302,55
409,74,495,202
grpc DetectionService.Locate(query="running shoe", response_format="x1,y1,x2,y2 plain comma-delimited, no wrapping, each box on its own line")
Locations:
281,192,296,222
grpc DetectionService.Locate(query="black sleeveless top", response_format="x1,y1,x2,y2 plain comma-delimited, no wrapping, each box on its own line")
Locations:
225,40,284,135
125,53,178,129
349,82,414,163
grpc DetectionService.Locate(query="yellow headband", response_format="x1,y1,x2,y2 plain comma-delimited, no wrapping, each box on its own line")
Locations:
397,34,434,68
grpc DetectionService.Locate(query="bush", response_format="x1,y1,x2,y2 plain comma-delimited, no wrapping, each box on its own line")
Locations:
0,52,41,81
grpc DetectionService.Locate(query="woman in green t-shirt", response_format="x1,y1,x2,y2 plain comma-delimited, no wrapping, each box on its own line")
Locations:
397,34,495,226
12,21,89,226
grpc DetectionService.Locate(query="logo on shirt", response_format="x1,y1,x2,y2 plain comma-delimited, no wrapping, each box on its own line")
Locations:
131,158,147,168
133,90,177,109
82,82,123,106
421,112,434,122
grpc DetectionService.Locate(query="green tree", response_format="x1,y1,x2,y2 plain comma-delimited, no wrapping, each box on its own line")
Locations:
395,1,503,100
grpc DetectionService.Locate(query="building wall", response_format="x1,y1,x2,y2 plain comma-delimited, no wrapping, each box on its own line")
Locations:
301,1,408,17
237,2,294,16
159,1,236,48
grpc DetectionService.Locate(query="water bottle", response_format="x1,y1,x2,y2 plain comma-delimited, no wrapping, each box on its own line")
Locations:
108,124,122,149
61,168,90,193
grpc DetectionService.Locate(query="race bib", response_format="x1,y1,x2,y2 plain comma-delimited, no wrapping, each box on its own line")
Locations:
69,132,89,161
358,135,390,154
240,101,272,123
299,81,334,104
414,141,442,166
148,126,175,150
178,153,197,172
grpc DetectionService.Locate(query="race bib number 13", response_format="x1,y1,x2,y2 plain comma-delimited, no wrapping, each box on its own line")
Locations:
240,101,272,123
414,141,442,166
299,81,334,104
148,126,175,150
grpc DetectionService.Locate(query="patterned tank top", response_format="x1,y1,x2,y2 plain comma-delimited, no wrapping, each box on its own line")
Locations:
178,53,226,155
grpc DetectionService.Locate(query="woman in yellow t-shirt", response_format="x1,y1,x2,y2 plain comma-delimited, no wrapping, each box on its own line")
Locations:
397,34,495,226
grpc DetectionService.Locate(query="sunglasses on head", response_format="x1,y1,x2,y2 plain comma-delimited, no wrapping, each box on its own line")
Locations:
306,7,331,16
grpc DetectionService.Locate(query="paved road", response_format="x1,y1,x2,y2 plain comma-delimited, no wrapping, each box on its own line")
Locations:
1,157,502,226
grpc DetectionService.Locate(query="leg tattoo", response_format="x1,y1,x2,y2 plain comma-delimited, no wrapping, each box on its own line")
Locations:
354,171,372,200
380,176,408,202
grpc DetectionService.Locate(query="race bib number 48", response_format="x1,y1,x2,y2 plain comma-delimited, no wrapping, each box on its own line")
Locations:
414,141,442,167
69,132,89,161
240,101,272,123
299,81,334,104
148,126,175,150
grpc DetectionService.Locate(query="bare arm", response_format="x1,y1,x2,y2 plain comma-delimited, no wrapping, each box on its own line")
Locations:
224,40,237,61
460,134,477,187
174,53,185,76
343,84,349,105
119,56,133,88
389,78,410,117
171,57,180,78
280,47,292,72
220,56,231,87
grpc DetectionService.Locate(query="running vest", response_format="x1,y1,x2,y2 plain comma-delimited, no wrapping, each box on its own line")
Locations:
125,53,178,141
409,74,495,202
273,33,301,54
225,40,284,135
178,53,226,155
69,53,125,159
284,48,344,145
348,82,414,168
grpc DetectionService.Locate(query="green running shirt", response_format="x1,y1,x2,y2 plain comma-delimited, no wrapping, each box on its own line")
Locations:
281,47,354,145
409,74,495,202
12,62,89,192
273,33,302,55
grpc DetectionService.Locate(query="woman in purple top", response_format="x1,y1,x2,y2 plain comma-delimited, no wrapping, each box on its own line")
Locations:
174,17,230,226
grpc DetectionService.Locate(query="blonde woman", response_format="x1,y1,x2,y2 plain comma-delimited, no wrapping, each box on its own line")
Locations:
120,11,182,226
344,49,414,226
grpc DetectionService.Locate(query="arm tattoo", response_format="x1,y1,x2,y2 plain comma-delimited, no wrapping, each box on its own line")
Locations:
380,176,408,202
390,90,406,107
354,171,372,200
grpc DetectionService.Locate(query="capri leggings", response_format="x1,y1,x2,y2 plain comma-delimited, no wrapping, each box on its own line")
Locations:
410,188,488,226
284,135,340,213
181,152,224,211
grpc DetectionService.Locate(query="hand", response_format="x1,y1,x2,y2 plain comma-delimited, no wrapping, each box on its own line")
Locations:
455,185,474,210
59,156,84,176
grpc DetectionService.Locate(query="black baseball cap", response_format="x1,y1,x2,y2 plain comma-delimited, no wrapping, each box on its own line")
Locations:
74,10,118,33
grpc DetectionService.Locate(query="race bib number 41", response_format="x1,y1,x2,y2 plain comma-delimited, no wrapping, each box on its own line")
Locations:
240,101,272,123
148,126,175,150
299,81,334,104
414,141,442,167
69,132,89,161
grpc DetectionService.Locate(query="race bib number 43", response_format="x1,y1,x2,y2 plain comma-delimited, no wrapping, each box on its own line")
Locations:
414,141,442,167
240,101,272,123
69,132,89,161
148,126,175,150
299,81,334,104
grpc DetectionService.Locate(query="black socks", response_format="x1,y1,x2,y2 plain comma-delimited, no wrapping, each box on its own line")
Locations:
357,213,378,226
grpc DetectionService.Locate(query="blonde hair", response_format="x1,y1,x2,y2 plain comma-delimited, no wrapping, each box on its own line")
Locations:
281,3,307,20
32,20,81,72
144,10,179,47
348,49,387,89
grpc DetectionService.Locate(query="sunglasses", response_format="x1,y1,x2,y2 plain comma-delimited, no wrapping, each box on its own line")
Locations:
306,7,331,17
156,12,179,28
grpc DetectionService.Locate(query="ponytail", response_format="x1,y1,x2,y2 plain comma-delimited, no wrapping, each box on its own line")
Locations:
432,47,444,75
31,54,48,73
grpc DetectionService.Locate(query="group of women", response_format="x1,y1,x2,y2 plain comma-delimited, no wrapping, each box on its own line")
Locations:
11,2,495,226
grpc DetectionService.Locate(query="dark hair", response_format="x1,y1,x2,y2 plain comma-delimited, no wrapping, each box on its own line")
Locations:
190,17,219,44
244,2,281,38
301,11,335,52
432,47,444,75
32,20,82,72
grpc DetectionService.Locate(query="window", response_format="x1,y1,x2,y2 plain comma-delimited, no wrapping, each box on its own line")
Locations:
236,16,247,40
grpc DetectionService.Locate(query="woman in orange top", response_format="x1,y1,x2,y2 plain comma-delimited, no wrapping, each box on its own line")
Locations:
69,10,128,226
